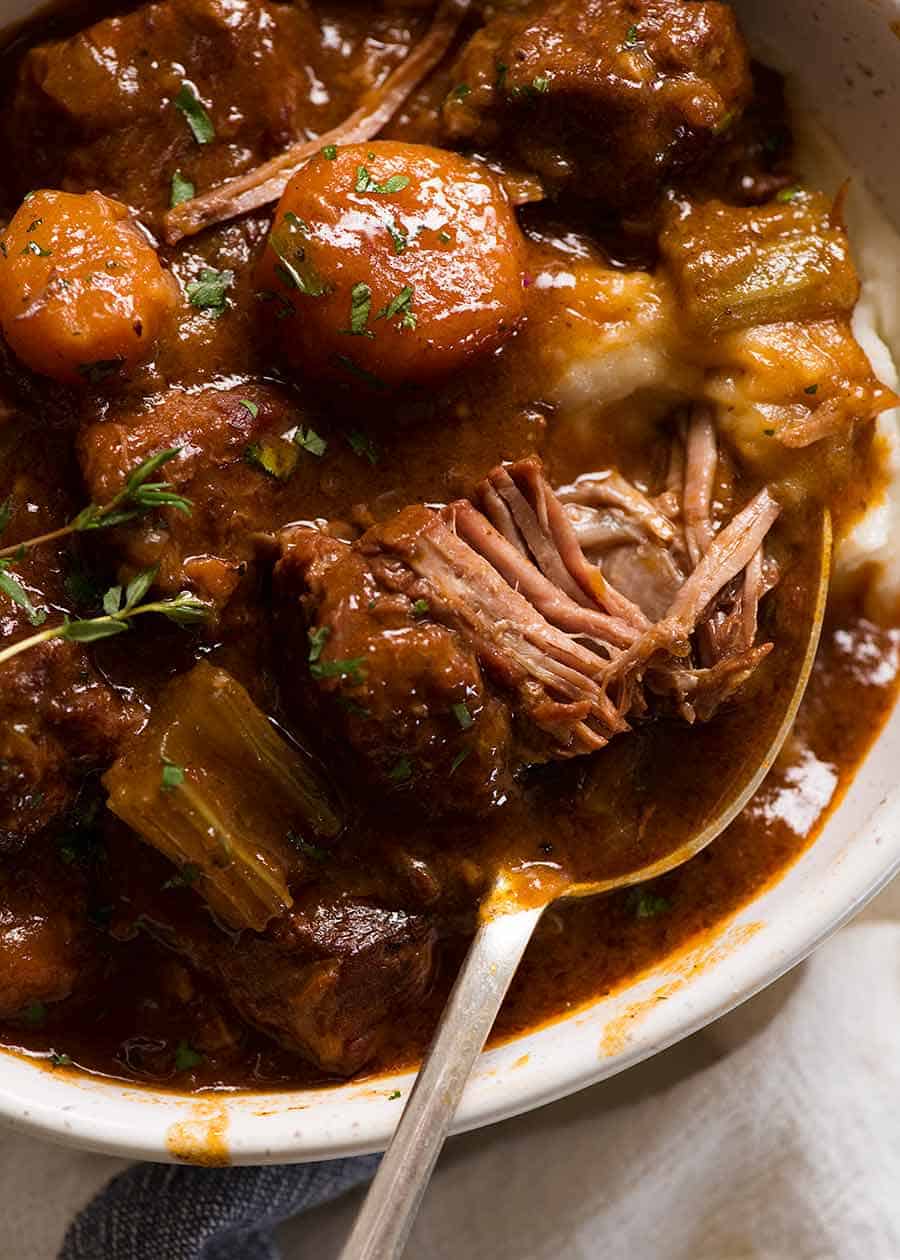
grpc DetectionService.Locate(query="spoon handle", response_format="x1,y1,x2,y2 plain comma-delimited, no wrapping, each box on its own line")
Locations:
339,903,545,1260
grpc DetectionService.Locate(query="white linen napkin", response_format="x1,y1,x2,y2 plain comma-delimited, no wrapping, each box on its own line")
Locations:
4,878,900,1260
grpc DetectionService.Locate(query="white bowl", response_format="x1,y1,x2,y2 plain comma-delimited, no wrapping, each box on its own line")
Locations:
2,0,900,1165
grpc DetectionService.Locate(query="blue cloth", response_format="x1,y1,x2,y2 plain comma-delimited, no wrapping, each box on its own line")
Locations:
59,1155,379,1260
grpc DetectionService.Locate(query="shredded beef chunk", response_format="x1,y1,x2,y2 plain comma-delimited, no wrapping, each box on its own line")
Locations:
277,443,780,800
0,639,140,850
441,0,752,207
78,384,307,608
158,893,435,1076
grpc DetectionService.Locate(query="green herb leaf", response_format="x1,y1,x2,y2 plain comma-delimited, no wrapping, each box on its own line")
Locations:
269,215,328,298
354,167,410,196
623,23,640,46
173,83,215,145
387,222,408,255
345,429,379,465
450,747,470,774
50,1051,73,1067
310,656,367,684
159,593,210,626
186,267,234,318
629,889,671,919
238,398,259,418
388,1089,401,1100
307,625,331,663
62,616,130,643
295,426,327,457
244,437,300,481
412,598,429,616
451,702,473,730
162,863,200,889
174,1040,204,1071
161,760,185,791
388,756,413,783
287,831,330,862
776,185,802,204
102,585,122,616
22,239,52,257
804,383,819,395
170,170,195,208
376,285,416,330
344,282,374,337
321,144,338,160
334,354,385,390
531,75,550,93
0,561,46,626
451,82,471,100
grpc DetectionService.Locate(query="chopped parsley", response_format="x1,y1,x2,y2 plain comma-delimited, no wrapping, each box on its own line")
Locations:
307,625,331,663
169,170,195,208
623,24,640,47
238,399,259,418
629,888,671,919
451,82,471,100
334,354,385,390
376,285,416,330
174,1040,204,1071
186,267,234,318
244,437,300,481
388,1089,401,1100
162,864,200,889
450,747,470,774
345,429,379,465
531,75,550,93
452,702,474,730
160,760,185,792
287,831,330,862
776,185,802,204
26,218,42,232
387,756,413,783
387,222,408,255
294,426,327,457
269,214,328,297
321,144,338,160
50,1052,73,1067
412,598,429,616
310,656,367,685
21,240,51,257
804,383,819,395
344,282,374,337
173,83,215,145
354,167,411,196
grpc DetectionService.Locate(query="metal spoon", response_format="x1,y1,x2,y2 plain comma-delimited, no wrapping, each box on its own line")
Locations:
340,509,831,1260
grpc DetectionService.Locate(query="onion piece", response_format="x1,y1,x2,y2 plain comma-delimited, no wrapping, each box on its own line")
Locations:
164,0,472,244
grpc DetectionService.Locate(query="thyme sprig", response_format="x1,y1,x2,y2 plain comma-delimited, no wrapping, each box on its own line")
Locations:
0,568,209,666
0,448,192,561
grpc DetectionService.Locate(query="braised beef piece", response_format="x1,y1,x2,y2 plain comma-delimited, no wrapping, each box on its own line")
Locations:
78,383,308,609
275,527,515,810
277,447,780,802
0,840,100,1019
1,0,324,223
149,891,436,1076
441,0,752,208
0,637,140,849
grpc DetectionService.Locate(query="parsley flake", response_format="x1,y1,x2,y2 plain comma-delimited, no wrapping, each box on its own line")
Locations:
321,144,338,160
50,1052,73,1067
295,426,327,457
804,383,819,395
238,399,259,418
376,285,416,330
22,240,51,257
344,282,374,337
169,170,195,207
354,167,411,196
624,24,640,46
174,1040,204,1071
186,267,234,318
160,760,185,792
173,83,215,145
244,437,300,481
412,598,429,616
452,702,473,730
346,429,379,465
307,625,331,663
629,889,671,919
